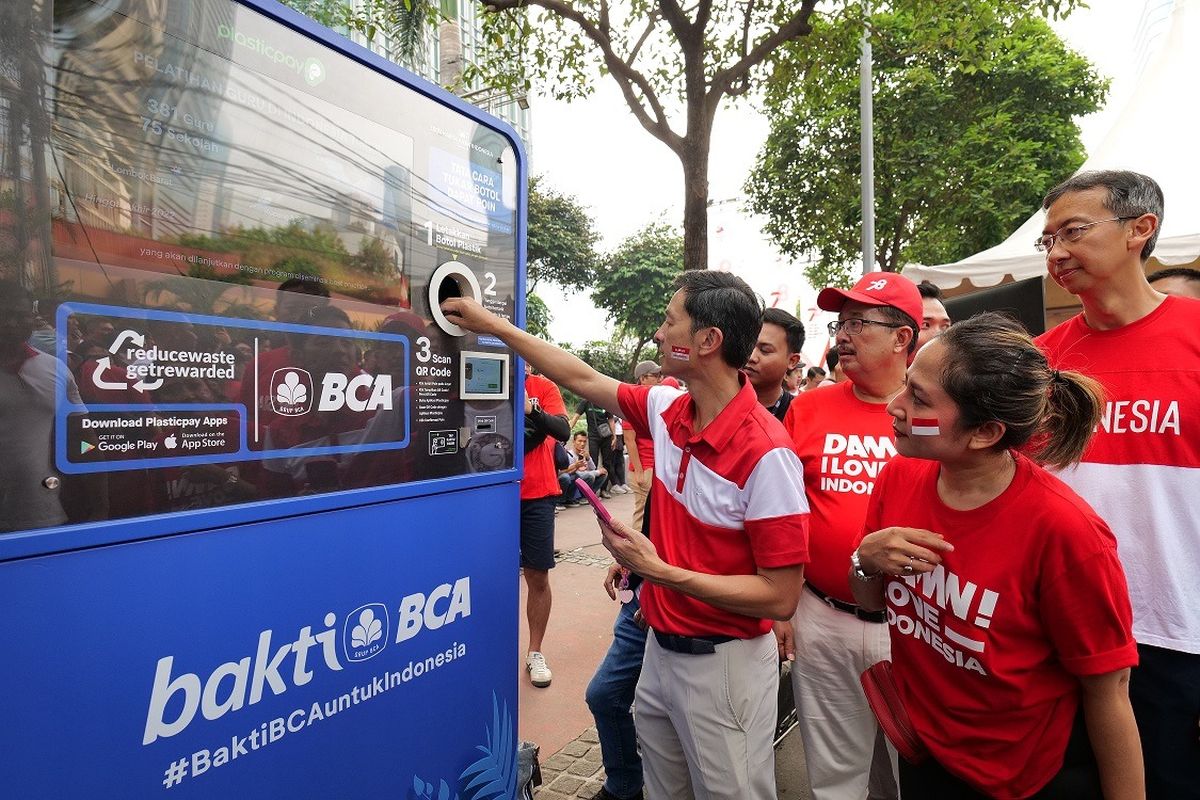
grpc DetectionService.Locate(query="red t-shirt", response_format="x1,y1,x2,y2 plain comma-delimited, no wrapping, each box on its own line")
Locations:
1036,295,1200,653
862,454,1137,799
618,379,810,639
783,380,896,603
631,429,654,473
521,373,566,500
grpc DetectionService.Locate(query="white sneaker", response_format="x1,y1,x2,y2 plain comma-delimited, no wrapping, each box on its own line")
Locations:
619,484,632,493
526,651,552,687
612,485,629,494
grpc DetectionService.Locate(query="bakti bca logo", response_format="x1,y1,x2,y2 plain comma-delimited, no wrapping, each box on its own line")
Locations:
343,603,389,662
271,368,314,416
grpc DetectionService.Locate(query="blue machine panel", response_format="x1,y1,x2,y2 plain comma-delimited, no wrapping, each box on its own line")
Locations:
0,486,520,798
0,0,528,795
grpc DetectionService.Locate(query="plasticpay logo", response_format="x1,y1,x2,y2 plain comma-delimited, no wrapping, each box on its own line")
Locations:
217,23,327,86
302,57,326,86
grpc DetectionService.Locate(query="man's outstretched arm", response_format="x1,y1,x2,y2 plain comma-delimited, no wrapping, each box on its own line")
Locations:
443,297,623,416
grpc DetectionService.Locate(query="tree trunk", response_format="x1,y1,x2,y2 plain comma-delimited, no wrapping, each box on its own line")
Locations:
626,336,651,378
439,18,464,91
681,143,710,271
676,24,715,273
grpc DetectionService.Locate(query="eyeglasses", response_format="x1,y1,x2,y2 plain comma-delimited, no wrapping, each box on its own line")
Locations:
1033,216,1136,253
827,318,904,336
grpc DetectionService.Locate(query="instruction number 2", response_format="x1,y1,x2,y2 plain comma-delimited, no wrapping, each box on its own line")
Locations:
483,272,497,296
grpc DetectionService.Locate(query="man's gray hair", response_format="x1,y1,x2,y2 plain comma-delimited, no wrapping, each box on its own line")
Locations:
1041,170,1164,261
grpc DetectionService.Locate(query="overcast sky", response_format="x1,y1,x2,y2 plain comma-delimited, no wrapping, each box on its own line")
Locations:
525,0,1157,350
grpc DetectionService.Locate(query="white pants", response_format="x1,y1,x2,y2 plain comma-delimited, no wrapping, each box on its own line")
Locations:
791,587,898,800
635,631,778,800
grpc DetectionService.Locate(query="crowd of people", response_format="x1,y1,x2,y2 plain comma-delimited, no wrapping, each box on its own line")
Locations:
442,170,1199,800
5,163,1197,799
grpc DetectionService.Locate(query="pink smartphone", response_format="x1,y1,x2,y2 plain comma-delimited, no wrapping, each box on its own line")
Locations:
574,478,613,526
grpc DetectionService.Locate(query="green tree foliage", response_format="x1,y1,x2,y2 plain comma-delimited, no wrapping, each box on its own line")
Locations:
746,2,1106,289
278,0,1081,285
592,223,683,376
143,263,264,318
560,338,658,414
472,0,827,273
353,236,398,276
174,223,348,288
282,0,435,63
527,176,599,295
469,0,1079,275
526,292,552,339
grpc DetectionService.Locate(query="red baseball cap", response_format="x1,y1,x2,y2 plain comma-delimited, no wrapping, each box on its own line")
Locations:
817,272,923,328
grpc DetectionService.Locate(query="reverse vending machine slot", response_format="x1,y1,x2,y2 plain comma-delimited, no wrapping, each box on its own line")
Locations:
428,262,483,337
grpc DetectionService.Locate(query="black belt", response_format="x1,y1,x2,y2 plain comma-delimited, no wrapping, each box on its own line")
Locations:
805,582,886,624
653,629,736,655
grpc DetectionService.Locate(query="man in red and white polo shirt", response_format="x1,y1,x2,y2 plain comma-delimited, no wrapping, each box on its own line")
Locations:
1035,169,1200,798
443,271,809,800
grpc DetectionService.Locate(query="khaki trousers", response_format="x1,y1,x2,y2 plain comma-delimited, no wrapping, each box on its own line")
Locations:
630,467,652,531
635,631,779,800
790,587,899,800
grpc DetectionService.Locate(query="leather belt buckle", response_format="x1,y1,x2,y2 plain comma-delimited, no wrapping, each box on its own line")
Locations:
854,607,887,624
806,581,887,624
653,629,732,655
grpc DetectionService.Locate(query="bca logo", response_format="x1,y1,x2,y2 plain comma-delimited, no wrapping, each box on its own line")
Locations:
866,279,888,291
343,603,389,663
271,369,313,416
317,373,393,412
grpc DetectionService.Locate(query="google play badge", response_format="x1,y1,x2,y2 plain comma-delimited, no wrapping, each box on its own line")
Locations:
79,441,95,455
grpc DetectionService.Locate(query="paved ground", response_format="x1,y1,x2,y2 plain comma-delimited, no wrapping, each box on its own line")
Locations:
518,490,812,799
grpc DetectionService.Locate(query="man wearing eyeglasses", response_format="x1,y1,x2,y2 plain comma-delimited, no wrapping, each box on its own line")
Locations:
1035,170,1200,799
778,272,921,800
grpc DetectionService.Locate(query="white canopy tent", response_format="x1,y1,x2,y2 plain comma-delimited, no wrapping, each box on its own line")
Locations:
904,0,1200,290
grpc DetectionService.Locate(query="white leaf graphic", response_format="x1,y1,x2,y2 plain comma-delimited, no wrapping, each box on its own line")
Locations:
352,608,382,648
361,608,382,645
276,371,304,405
351,625,368,648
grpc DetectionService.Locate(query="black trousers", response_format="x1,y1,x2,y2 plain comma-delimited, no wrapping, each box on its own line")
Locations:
898,710,1101,799
609,436,627,486
587,435,614,491
1130,643,1200,799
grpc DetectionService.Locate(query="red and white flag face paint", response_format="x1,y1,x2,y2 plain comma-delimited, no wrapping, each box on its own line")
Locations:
910,417,941,436
670,346,691,361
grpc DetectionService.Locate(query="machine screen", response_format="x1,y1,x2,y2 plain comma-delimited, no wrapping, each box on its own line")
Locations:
460,353,510,400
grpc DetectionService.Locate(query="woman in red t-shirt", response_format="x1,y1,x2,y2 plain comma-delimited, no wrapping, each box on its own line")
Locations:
850,313,1143,800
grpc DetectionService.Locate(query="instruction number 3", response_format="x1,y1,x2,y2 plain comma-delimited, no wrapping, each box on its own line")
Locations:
416,336,432,363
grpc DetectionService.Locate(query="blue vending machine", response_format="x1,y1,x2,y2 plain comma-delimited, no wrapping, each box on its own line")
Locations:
0,0,527,796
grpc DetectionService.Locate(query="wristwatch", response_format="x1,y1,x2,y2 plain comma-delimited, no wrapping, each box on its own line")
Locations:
850,549,881,582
